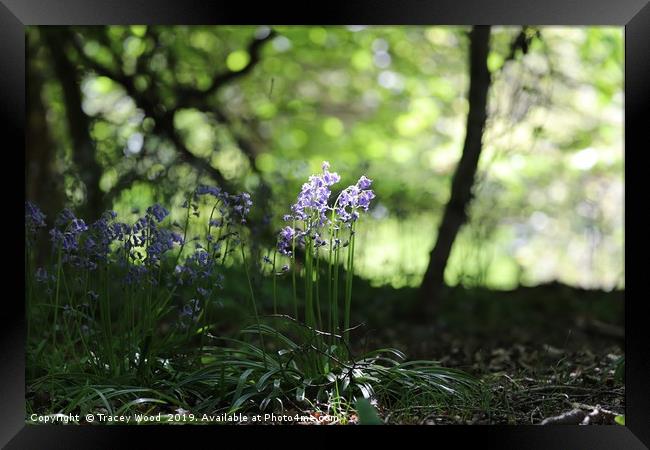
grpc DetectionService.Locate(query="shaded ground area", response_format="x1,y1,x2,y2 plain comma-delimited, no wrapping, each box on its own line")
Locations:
26,269,624,426
352,282,624,424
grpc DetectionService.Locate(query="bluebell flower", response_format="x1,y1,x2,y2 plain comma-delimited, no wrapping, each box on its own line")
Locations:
197,185,253,226
147,204,169,223
335,176,375,224
78,211,123,267
50,209,89,256
145,227,180,265
54,209,76,227
179,299,202,327
357,175,372,190
277,162,378,255
35,267,51,283
112,222,131,241
133,217,147,232
277,226,296,255
70,218,88,233
314,233,328,248
290,162,340,226
230,192,253,224
196,185,222,198
175,248,218,286
25,201,46,234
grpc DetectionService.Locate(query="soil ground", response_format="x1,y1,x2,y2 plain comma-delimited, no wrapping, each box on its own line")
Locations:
354,283,624,424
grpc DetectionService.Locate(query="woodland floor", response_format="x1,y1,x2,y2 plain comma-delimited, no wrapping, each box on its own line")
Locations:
353,283,625,425
213,282,625,425
27,280,624,426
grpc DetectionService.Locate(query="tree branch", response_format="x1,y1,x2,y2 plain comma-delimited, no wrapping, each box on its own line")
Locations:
502,26,540,69
69,28,276,204
177,30,277,107
69,32,230,189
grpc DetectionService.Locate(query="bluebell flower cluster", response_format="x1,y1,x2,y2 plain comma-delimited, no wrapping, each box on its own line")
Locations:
277,162,341,254
278,226,296,256
277,162,375,255
335,176,376,224
50,209,89,258
147,204,169,223
27,192,259,361
126,205,180,266
291,161,340,225
145,229,183,267
175,249,211,282
25,201,46,235
174,248,223,290
196,185,222,198
196,185,253,226
231,192,253,224
81,211,120,268
34,199,184,277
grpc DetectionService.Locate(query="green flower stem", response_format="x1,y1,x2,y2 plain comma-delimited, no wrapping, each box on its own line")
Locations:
304,222,315,328
327,227,334,339
52,246,63,347
327,195,342,340
291,218,298,320
221,228,231,266
344,221,356,346
314,245,323,331
241,242,267,369
332,227,340,339
272,249,278,315
174,191,194,269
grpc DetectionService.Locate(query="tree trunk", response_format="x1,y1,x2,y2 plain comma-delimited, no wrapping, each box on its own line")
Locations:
26,44,64,220
44,28,104,221
26,37,66,263
418,26,492,314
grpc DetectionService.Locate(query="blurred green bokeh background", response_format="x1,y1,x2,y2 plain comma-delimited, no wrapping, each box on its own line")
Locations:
25,26,623,291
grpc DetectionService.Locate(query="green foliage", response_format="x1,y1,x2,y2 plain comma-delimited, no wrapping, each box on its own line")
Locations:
27,25,623,290
614,356,624,384
356,398,383,425
26,179,479,423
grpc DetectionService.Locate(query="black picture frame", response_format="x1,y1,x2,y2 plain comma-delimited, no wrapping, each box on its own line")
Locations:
3,0,648,447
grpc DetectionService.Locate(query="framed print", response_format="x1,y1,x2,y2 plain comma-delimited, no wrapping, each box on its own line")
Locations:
2,0,649,447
